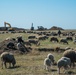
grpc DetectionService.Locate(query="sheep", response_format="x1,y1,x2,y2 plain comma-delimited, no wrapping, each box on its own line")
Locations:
17,36,24,43
38,35,48,40
63,50,76,67
28,39,40,46
50,37,59,42
73,40,76,44
44,57,52,71
24,41,31,46
60,38,68,44
28,35,37,39
66,36,73,41
1,52,16,69
17,43,29,53
57,57,70,74
61,57,71,67
7,42,15,49
47,53,55,64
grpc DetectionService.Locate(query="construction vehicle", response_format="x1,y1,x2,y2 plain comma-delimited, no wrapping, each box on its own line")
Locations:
4,22,14,31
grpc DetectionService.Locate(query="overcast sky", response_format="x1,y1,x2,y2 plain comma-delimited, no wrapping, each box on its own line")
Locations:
0,0,76,29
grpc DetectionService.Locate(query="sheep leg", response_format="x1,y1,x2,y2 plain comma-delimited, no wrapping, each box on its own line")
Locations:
46,66,50,71
46,66,48,70
48,66,51,71
9,63,11,68
73,62,75,68
46,66,49,71
57,68,60,74
12,63,14,67
2,62,3,69
44,65,46,70
4,62,7,68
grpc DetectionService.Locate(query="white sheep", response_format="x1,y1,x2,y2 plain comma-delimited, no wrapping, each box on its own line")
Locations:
61,57,71,67
44,57,52,71
47,53,55,64
1,52,16,69
57,57,71,74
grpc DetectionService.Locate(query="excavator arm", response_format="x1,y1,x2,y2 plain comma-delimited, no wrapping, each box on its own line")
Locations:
4,22,14,31
4,22,11,28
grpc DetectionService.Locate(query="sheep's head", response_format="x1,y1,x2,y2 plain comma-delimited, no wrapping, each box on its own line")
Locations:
12,58,16,67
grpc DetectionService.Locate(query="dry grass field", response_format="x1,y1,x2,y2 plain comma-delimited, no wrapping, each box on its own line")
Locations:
0,30,76,75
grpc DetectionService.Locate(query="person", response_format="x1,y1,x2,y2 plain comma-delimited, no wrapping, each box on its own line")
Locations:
58,30,61,37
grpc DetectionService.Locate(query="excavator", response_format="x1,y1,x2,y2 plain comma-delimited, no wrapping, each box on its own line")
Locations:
4,22,14,31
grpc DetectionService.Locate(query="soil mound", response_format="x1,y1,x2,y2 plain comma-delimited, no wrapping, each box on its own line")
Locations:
50,26,64,30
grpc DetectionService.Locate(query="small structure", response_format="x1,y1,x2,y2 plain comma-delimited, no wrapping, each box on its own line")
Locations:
30,23,34,30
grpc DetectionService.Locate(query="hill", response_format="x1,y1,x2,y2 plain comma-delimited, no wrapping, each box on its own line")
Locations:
50,26,64,30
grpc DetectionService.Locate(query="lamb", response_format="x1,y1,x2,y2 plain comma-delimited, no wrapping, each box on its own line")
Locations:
57,57,71,74
47,53,55,64
44,57,52,71
44,53,55,71
1,52,16,69
63,49,76,67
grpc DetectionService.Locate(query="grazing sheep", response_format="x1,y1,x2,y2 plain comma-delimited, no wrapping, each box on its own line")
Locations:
73,37,76,44
38,35,48,40
28,39,40,46
66,36,73,41
44,57,52,71
47,53,55,64
63,50,76,67
73,40,76,44
28,35,37,39
24,41,31,46
1,52,16,69
60,38,68,44
50,37,59,42
61,57,71,67
57,58,70,74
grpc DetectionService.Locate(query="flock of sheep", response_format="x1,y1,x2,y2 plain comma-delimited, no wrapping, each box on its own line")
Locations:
0,48,76,74
44,49,76,74
0,30,76,74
